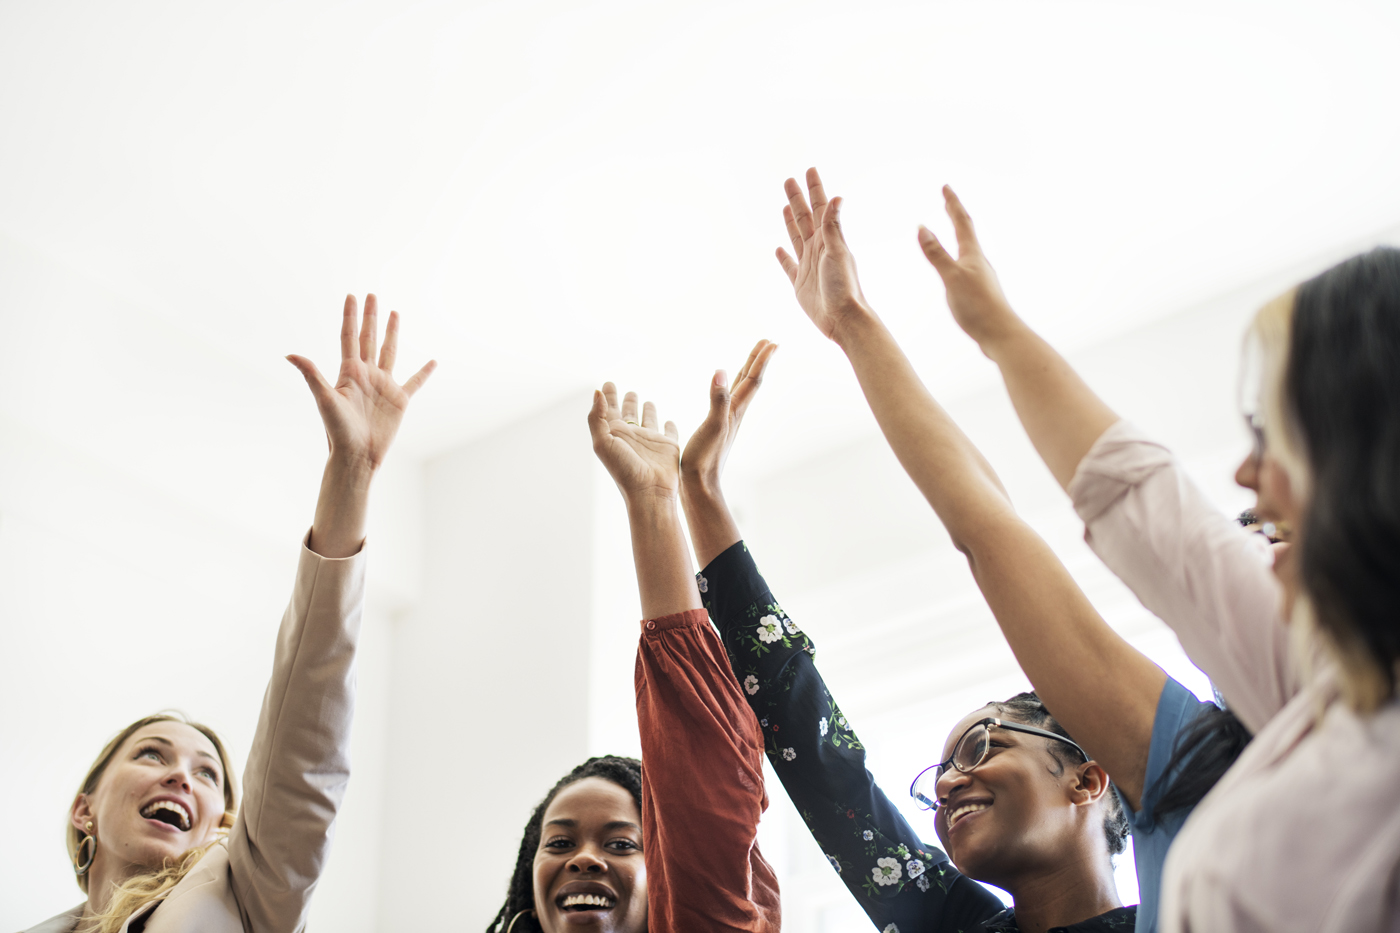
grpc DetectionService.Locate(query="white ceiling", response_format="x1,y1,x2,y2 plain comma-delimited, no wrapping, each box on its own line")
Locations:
3,0,1400,504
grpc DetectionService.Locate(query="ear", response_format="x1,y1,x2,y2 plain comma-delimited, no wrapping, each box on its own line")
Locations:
1068,761,1112,807
71,793,94,833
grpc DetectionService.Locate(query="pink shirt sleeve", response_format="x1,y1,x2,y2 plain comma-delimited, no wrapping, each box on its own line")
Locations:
634,609,781,933
1068,421,1296,733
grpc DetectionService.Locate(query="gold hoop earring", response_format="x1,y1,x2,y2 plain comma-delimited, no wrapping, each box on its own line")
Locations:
74,821,96,876
504,909,534,933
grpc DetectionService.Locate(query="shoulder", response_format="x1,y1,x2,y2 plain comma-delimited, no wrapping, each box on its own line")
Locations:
18,905,83,933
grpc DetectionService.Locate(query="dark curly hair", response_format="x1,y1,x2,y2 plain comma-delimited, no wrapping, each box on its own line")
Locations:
989,692,1130,857
485,755,644,933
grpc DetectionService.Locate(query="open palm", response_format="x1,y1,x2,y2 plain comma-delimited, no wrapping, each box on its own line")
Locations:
776,167,872,341
589,383,681,500
287,294,436,470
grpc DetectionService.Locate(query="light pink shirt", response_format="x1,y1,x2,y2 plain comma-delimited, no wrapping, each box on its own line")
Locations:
1071,421,1400,932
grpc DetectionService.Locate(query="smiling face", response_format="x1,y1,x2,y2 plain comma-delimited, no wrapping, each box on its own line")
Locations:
930,707,1106,888
531,777,647,933
72,722,229,875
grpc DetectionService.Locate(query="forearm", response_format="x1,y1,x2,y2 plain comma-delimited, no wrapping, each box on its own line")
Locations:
980,319,1119,492
679,484,742,570
308,456,375,559
626,494,703,619
834,309,1017,552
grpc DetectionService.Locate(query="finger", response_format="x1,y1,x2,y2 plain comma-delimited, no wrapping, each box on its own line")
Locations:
733,342,777,414
588,389,611,445
822,195,846,246
806,167,828,228
621,391,640,425
918,225,955,275
709,368,732,420
664,420,678,443
784,176,815,241
782,205,804,259
401,359,437,397
379,310,400,373
734,340,766,385
602,382,620,417
286,354,335,405
776,247,798,283
340,295,358,362
944,186,979,256
641,400,659,431
360,293,379,363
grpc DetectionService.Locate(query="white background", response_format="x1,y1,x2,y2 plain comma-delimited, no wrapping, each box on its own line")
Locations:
3,1,1400,930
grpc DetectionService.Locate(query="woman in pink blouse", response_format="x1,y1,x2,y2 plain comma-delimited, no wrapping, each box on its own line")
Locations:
915,184,1400,931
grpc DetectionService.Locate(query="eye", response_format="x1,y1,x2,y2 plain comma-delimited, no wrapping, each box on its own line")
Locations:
197,767,221,784
606,838,641,852
543,836,574,851
136,745,163,763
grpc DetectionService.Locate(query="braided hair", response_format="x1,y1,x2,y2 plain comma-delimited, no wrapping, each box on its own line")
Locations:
989,692,1131,857
486,755,643,933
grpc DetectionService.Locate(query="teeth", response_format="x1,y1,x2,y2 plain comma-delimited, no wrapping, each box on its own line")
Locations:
561,894,614,909
141,800,192,830
948,802,989,827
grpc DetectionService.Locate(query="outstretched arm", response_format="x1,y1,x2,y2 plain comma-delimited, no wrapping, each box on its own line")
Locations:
589,383,779,933
775,170,1163,807
287,293,437,557
915,188,1117,491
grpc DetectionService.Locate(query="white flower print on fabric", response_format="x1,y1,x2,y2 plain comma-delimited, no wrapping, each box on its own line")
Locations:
827,854,842,874
906,858,925,879
862,830,873,841
757,615,783,643
781,747,796,761
782,615,799,635
743,674,759,695
872,857,902,886
838,716,848,728
819,718,829,737
883,925,900,933
697,574,708,594
916,874,930,892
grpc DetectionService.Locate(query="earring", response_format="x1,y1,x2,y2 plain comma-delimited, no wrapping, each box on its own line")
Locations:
73,820,96,876
503,909,535,933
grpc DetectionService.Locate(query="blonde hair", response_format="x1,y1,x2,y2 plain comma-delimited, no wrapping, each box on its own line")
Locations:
69,713,238,930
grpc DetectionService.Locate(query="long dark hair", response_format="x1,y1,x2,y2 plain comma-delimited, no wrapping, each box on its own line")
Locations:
486,755,643,933
992,692,1130,856
1287,246,1400,709
1151,703,1251,817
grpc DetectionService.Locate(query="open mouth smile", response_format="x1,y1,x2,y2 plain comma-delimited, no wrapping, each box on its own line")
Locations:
559,893,616,912
140,799,192,832
946,801,990,829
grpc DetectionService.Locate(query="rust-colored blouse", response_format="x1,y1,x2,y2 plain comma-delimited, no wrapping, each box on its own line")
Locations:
634,608,782,933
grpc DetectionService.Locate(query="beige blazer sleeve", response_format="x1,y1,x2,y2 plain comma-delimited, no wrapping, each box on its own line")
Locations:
1068,420,1296,733
224,532,366,932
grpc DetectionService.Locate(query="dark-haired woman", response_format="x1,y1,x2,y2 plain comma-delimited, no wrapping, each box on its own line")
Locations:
24,296,435,933
679,340,1132,932
483,381,781,933
910,179,1400,928
760,169,1252,933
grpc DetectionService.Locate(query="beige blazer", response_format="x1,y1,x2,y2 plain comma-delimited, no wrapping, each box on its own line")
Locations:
24,535,366,933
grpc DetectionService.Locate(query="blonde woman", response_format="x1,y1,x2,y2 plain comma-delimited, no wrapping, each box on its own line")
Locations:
24,295,434,933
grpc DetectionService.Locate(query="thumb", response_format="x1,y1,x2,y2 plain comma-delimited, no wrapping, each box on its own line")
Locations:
709,369,732,422
286,355,334,407
918,225,956,275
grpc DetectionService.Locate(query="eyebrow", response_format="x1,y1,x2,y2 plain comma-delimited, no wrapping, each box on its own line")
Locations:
140,736,223,767
544,819,641,831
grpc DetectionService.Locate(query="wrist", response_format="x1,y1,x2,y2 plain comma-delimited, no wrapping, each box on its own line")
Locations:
969,308,1032,363
828,299,880,349
325,451,377,487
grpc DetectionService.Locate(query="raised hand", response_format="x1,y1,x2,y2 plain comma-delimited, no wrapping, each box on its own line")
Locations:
589,383,682,502
917,187,1021,351
286,294,437,472
776,168,874,342
681,340,778,499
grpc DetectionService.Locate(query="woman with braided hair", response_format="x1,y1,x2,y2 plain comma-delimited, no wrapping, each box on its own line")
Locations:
483,378,781,933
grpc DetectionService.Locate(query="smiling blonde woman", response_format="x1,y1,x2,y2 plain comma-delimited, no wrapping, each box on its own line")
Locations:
23,295,434,933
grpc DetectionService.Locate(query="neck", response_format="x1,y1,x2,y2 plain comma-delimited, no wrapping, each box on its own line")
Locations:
1002,851,1121,933
81,853,143,922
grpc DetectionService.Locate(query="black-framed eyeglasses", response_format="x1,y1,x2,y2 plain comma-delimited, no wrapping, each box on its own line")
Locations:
909,717,1090,810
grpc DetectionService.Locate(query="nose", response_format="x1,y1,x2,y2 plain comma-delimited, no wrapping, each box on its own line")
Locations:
566,847,609,874
162,768,192,794
1235,450,1259,492
934,766,972,806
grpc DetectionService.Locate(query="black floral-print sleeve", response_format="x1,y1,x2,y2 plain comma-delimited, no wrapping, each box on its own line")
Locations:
698,540,1005,933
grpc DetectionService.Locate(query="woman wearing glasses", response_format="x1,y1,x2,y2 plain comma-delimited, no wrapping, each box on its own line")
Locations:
680,347,1133,932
